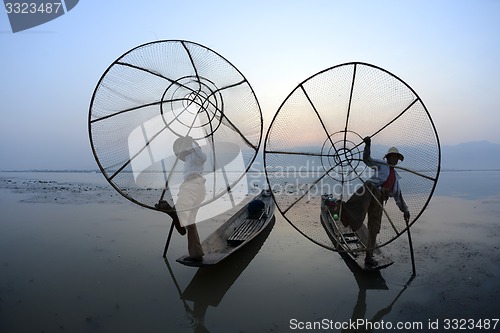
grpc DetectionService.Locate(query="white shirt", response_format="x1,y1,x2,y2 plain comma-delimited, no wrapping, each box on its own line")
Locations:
183,145,206,181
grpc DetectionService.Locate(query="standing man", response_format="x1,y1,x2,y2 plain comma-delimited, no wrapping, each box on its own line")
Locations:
156,136,207,261
340,137,410,266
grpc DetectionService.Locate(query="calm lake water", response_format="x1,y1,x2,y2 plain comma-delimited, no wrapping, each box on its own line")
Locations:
0,171,499,332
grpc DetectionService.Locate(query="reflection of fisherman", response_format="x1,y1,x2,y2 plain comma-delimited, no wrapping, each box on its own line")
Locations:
342,269,410,333
340,137,410,266
156,136,207,261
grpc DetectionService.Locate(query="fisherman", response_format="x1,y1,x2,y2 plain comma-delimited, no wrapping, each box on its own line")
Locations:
340,136,410,266
156,136,207,261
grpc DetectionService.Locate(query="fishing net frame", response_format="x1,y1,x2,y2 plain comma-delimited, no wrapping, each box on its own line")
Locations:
88,40,263,212
264,62,441,252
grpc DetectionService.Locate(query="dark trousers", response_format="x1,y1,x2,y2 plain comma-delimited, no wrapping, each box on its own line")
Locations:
340,182,384,251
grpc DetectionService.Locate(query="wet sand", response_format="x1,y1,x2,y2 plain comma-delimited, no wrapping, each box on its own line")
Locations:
0,171,499,332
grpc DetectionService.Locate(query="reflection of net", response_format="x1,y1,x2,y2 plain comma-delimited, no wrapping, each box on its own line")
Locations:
264,62,440,251
89,40,262,210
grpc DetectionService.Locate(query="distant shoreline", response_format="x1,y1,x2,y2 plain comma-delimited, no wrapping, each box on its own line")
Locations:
0,170,101,173
2,169,500,173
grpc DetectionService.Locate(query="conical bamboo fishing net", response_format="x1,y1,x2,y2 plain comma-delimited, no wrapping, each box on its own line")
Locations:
264,62,440,251
89,40,262,211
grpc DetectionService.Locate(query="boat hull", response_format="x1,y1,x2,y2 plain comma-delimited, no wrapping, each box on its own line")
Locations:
177,190,275,267
320,195,393,271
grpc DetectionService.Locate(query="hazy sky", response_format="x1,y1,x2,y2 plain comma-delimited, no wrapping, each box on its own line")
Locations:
1,0,499,170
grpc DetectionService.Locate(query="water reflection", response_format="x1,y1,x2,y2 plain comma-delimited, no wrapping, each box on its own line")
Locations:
165,218,275,333
341,253,413,332
434,170,500,199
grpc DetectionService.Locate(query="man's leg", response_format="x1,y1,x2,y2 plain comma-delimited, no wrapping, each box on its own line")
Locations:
155,201,186,235
365,185,384,265
340,184,372,231
186,210,204,258
177,178,206,259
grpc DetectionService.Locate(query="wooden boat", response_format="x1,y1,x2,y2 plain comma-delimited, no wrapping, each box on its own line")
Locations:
176,189,275,267
320,194,393,271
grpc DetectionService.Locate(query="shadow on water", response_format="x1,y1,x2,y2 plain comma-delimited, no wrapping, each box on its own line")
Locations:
340,253,414,332
164,218,275,333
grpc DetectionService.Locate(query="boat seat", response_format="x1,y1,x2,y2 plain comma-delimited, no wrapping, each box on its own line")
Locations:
227,218,266,247
342,233,360,244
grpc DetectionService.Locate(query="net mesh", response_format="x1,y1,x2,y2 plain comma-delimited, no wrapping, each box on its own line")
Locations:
89,40,262,210
264,62,440,251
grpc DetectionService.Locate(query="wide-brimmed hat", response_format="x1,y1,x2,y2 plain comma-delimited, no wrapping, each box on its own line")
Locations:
384,147,404,161
173,136,193,158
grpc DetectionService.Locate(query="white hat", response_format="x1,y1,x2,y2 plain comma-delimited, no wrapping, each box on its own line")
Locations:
173,136,193,157
384,147,404,161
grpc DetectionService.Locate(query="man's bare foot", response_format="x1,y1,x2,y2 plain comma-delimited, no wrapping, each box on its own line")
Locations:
364,256,379,266
155,201,186,235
